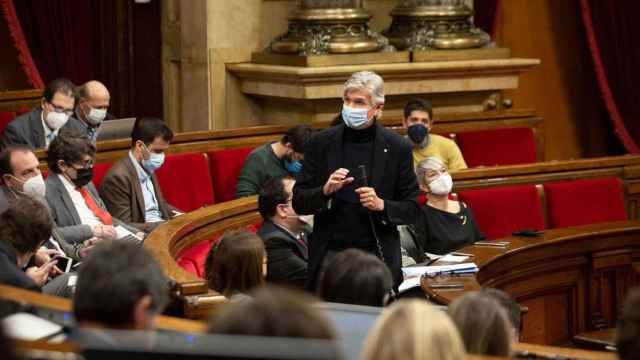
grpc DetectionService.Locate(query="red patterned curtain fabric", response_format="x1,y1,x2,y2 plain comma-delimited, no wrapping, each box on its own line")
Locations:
0,0,44,88
579,0,640,154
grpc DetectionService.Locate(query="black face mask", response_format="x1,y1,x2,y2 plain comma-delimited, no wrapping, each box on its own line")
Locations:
71,167,93,188
407,124,429,144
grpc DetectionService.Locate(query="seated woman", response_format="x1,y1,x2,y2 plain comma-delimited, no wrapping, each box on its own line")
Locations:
448,292,514,357
361,299,465,360
204,230,266,302
408,156,484,256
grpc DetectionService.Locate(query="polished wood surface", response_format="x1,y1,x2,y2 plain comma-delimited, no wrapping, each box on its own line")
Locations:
573,328,616,351
0,284,207,334
421,221,640,345
0,89,42,112
32,109,543,165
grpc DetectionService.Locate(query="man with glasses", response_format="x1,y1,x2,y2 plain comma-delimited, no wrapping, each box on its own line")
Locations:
1,78,83,149
257,176,311,289
44,129,142,248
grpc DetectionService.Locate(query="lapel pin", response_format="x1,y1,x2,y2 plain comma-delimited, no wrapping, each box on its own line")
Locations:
384,148,388,153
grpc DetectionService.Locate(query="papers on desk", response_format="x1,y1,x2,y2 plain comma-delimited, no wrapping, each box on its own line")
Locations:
114,225,143,243
398,277,422,293
402,263,478,278
1,312,63,341
439,254,469,263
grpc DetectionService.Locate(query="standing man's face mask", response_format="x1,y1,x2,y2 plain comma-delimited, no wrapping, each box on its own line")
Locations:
342,104,371,129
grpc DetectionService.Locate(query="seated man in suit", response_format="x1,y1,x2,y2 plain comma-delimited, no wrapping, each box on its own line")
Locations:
1,78,83,149
100,117,179,232
73,81,112,143
236,125,313,198
0,193,58,291
71,241,168,342
257,176,311,288
403,98,467,171
45,129,142,248
0,144,93,261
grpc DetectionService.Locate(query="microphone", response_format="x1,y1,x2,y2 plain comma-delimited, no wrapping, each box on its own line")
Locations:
357,164,368,188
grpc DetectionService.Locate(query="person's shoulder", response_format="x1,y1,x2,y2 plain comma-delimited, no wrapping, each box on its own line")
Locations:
379,124,412,150
102,157,134,182
6,108,39,130
430,133,458,146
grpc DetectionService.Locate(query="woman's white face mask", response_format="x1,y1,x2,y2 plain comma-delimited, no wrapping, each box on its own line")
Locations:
428,173,453,195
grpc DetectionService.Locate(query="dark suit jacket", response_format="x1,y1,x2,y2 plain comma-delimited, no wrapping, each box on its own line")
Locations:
0,240,39,291
45,173,138,244
257,220,309,289
292,122,420,289
99,156,176,231
0,107,83,149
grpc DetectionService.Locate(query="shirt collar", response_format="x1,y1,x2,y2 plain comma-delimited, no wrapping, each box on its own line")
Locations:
41,112,56,138
129,150,150,182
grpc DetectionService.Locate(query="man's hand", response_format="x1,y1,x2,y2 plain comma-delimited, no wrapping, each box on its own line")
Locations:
25,260,58,286
323,168,354,196
356,187,385,212
92,224,118,240
79,237,101,259
34,249,63,277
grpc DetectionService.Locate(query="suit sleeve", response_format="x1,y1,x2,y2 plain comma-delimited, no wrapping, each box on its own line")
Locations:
235,153,264,198
265,238,308,289
379,139,420,226
99,173,140,228
292,134,330,215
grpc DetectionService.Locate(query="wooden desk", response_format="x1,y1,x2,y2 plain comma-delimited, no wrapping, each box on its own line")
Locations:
0,285,207,334
422,221,640,345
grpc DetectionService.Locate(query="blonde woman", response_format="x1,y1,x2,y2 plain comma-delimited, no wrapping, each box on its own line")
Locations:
361,300,466,360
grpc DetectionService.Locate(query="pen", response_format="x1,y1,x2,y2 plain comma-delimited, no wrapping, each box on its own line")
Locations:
429,283,464,289
450,252,474,257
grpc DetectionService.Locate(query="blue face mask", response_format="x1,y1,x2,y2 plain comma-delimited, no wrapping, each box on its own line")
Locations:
342,104,370,129
285,160,302,174
142,144,165,172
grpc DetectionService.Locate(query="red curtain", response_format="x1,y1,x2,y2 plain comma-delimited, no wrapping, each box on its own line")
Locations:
6,0,162,119
0,0,44,88
579,0,640,154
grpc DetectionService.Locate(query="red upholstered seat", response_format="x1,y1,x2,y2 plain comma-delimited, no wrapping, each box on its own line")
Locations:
207,147,254,203
458,184,545,240
155,152,215,212
91,162,113,187
544,177,627,229
176,221,263,277
456,127,537,167
0,112,16,136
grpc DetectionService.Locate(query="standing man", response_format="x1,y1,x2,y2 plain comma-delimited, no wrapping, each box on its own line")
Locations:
293,71,419,289
99,117,179,232
74,81,112,143
1,78,83,149
402,98,467,171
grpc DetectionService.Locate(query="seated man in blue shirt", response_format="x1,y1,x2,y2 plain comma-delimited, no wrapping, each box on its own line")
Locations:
99,117,180,232
257,176,311,289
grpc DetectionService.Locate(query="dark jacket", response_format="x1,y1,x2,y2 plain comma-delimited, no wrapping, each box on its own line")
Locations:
1,107,83,149
292,123,420,289
0,240,39,291
257,220,309,289
99,155,176,232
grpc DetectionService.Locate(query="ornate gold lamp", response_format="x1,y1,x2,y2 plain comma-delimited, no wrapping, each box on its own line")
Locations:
269,0,391,55
383,0,491,50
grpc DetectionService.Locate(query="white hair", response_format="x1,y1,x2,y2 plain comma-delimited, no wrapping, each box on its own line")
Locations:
415,156,446,187
343,71,385,106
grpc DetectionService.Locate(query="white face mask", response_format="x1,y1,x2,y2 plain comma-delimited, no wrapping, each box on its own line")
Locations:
86,107,107,125
22,174,47,198
45,111,69,131
428,173,453,195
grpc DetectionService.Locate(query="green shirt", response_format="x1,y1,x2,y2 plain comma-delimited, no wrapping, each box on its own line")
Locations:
235,142,289,198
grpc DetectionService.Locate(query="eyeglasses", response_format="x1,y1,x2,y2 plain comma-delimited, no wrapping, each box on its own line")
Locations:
69,159,94,170
47,101,74,116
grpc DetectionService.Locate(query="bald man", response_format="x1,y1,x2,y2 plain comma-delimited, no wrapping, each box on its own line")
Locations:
74,81,112,143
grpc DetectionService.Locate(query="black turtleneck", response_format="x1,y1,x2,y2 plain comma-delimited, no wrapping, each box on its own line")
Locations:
329,123,378,251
